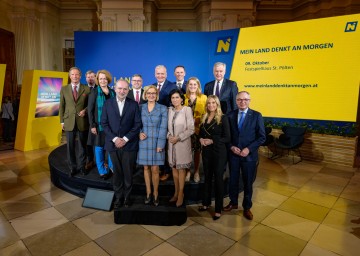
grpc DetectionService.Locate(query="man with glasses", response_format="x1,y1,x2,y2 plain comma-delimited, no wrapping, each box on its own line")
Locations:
224,91,265,220
128,74,146,105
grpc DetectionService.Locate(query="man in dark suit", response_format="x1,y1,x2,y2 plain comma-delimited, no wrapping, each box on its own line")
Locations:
85,70,97,170
127,74,147,104
153,65,177,107
224,91,266,220
59,67,90,177
204,62,238,114
101,79,141,208
174,65,187,94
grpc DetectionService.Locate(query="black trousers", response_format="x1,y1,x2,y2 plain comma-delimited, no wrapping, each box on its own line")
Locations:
65,128,88,170
110,149,137,201
202,146,227,214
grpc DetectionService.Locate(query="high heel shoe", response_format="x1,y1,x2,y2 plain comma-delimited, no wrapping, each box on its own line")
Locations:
144,195,152,205
153,196,159,206
169,196,177,203
185,171,190,182
213,213,221,221
193,172,200,183
176,194,184,207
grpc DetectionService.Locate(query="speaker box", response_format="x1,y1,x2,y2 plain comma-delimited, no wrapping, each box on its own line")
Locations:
82,187,114,211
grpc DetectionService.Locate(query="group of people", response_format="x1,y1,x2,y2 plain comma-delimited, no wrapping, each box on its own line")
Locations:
59,62,266,221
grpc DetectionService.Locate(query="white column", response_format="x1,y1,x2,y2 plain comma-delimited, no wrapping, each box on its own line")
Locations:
128,14,145,32
208,15,225,31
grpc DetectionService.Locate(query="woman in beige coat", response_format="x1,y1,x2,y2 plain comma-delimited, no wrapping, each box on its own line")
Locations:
167,88,194,207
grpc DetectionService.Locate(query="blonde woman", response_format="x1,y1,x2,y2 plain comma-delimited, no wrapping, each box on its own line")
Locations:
167,89,194,207
184,77,207,183
198,95,230,220
137,85,168,206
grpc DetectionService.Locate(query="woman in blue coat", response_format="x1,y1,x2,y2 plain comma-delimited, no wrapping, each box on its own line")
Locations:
137,85,168,206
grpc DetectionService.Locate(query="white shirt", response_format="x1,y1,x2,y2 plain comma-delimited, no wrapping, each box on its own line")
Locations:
176,80,184,88
132,89,141,100
112,97,129,143
213,79,224,95
71,83,80,92
237,108,248,123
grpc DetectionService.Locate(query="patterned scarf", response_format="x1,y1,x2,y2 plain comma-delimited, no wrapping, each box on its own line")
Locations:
97,86,115,131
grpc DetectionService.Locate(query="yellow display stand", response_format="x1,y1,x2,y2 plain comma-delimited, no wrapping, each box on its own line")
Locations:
15,70,68,151
0,64,6,106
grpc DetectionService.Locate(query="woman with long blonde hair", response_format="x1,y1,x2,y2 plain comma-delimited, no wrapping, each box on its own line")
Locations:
198,95,230,220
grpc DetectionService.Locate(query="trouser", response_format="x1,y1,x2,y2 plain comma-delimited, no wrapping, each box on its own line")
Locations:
95,146,113,175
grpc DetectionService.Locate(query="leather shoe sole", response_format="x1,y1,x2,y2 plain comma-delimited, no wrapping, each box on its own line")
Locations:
223,204,238,211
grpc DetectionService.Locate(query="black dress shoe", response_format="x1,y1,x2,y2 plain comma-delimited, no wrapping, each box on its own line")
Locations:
114,198,123,209
124,198,131,208
100,173,111,180
69,167,77,177
78,167,88,176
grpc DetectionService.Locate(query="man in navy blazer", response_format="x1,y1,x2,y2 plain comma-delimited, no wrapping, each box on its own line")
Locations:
153,65,177,107
101,79,141,208
174,65,187,94
224,91,266,220
204,62,238,114
128,74,147,104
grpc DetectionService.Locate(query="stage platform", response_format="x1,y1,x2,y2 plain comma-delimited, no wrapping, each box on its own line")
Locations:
49,144,230,225
49,144,229,204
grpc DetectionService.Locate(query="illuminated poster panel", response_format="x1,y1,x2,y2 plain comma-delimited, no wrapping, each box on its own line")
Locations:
231,14,360,122
35,77,62,118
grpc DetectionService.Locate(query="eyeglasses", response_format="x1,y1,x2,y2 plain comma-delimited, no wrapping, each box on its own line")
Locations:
238,99,250,102
146,92,157,95
132,80,142,82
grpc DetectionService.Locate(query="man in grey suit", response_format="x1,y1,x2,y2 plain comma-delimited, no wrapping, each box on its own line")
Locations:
59,67,90,177
204,62,238,114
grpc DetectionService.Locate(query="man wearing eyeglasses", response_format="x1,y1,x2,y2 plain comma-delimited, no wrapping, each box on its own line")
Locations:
128,74,147,105
204,62,238,114
224,91,266,220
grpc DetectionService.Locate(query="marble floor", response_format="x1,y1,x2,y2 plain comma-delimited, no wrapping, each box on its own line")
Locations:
0,146,359,256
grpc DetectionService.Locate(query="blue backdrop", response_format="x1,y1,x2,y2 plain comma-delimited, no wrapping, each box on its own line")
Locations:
75,29,239,89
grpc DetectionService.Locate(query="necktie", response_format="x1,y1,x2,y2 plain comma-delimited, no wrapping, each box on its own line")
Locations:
135,90,140,104
238,111,245,130
215,81,220,97
177,82,182,89
73,85,78,101
157,83,162,92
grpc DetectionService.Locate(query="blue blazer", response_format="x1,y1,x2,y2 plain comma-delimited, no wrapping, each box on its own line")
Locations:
153,79,177,107
204,78,238,114
101,97,142,152
227,108,266,162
